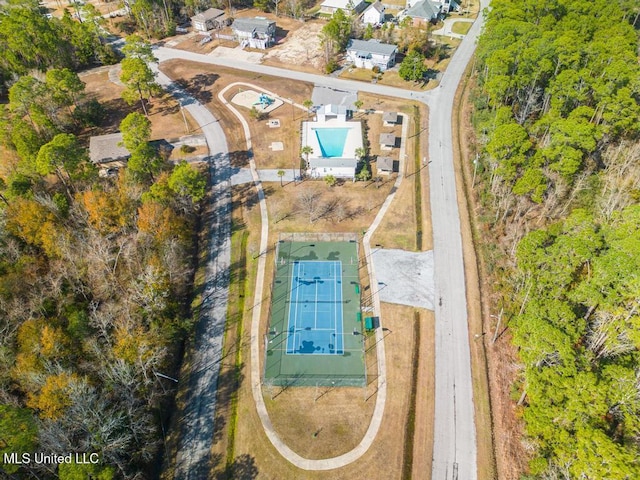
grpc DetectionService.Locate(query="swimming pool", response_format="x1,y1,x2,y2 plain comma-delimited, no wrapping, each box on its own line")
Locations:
314,128,350,157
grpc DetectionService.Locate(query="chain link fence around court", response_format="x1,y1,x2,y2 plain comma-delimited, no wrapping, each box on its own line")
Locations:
263,236,366,387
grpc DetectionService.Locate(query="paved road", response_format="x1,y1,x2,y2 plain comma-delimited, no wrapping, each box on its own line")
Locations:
153,68,233,480
427,3,489,478
154,47,428,102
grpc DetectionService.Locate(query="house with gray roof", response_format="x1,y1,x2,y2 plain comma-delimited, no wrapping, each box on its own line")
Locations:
383,111,399,126
346,39,397,71
89,133,130,166
232,17,276,49
377,156,398,174
191,8,227,32
379,132,396,149
404,0,441,25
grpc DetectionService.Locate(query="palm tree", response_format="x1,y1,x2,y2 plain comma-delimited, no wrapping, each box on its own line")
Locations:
303,99,313,119
301,145,313,169
355,147,366,161
277,169,285,186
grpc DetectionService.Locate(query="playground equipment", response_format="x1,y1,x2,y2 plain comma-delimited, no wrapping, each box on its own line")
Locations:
253,93,275,109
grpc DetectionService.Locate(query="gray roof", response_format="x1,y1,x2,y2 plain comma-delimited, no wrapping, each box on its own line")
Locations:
365,1,385,13
89,133,130,164
347,39,397,56
406,0,441,19
377,156,395,170
380,133,396,145
232,17,275,34
192,8,225,22
309,157,358,169
383,111,398,123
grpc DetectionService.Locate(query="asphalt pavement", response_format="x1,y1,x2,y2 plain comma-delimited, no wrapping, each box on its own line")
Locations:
154,68,233,480
427,2,490,478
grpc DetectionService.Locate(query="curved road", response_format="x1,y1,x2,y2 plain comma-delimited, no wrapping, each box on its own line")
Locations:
153,68,233,480
155,1,489,474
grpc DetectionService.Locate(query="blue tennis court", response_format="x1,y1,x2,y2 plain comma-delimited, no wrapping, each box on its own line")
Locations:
286,260,343,355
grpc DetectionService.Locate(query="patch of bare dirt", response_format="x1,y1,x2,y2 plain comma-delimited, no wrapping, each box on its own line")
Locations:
263,22,325,71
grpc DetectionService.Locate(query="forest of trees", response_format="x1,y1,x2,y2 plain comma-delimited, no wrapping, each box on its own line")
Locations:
0,5,207,478
474,0,640,477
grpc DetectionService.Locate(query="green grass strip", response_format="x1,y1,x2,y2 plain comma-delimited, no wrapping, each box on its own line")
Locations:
413,106,423,250
402,311,421,479
224,227,249,476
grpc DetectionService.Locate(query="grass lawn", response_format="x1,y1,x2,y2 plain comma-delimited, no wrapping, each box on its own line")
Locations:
154,62,437,476
81,70,197,141
339,68,437,91
452,21,473,35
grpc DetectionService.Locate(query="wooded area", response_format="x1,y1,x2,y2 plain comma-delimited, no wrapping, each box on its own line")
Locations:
0,6,207,478
473,0,640,477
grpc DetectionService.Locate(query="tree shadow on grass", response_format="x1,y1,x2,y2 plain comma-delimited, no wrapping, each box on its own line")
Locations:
214,454,259,480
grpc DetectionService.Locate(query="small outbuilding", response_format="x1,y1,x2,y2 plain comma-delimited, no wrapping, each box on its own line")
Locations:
379,133,396,149
232,17,276,49
383,112,399,126
377,156,398,174
89,133,130,165
191,8,227,32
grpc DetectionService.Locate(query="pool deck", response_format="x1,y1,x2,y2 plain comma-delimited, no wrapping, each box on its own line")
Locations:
301,118,364,178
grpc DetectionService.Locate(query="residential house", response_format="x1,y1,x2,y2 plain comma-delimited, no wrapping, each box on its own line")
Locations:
191,8,227,32
362,1,385,25
89,133,130,166
404,0,441,25
435,0,460,13
320,0,366,16
383,111,399,126
316,104,348,122
377,156,398,174
379,132,396,149
346,39,397,71
232,17,276,50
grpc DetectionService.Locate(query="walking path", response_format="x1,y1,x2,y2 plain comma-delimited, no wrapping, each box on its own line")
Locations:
216,81,410,469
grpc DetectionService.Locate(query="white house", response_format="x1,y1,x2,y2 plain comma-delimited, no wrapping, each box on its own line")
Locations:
191,8,227,32
231,17,276,49
316,104,348,122
362,1,385,25
320,0,366,16
346,39,397,71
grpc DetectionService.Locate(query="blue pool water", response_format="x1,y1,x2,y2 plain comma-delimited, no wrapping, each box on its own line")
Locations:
314,128,349,157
